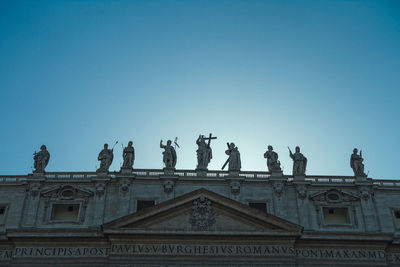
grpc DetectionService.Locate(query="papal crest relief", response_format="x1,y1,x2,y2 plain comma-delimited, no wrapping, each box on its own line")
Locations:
189,195,216,230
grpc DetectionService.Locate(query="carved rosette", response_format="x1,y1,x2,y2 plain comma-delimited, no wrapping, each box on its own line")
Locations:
189,195,216,231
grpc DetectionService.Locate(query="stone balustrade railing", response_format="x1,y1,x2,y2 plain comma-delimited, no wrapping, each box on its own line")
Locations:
0,170,398,187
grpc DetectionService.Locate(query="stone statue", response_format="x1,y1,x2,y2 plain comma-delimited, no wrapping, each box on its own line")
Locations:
223,143,241,171
97,143,114,172
288,146,307,176
196,135,213,170
33,145,50,173
160,140,177,169
121,141,135,170
350,148,366,177
264,145,281,172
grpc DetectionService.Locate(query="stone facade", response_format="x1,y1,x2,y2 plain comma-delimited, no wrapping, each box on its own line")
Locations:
0,170,399,266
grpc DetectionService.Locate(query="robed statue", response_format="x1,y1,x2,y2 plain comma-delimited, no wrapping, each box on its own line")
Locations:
288,146,307,176
122,141,135,170
196,135,213,170
160,140,177,169
224,143,241,171
350,148,366,177
97,143,114,172
33,145,50,173
264,145,281,172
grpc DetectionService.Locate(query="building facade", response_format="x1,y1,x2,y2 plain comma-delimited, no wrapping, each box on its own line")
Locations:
0,169,400,266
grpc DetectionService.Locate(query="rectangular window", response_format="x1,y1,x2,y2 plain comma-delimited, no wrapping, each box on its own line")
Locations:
394,210,400,219
323,207,350,224
391,208,400,230
249,202,267,213
51,204,80,221
0,205,7,225
137,200,155,212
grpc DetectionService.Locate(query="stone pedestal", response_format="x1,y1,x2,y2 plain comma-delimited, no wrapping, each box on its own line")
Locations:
293,175,305,181
163,168,175,176
196,168,208,177
228,170,241,178
32,172,45,178
270,170,283,178
120,168,133,175
96,172,109,177
355,175,368,181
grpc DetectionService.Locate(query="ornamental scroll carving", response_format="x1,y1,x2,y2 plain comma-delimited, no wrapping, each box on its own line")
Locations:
189,195,216,230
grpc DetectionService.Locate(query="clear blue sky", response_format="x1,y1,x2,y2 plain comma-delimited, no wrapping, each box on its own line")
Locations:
0,0,399,178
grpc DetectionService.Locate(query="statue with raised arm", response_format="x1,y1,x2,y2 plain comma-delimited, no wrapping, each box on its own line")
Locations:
350,148,366,177
33,145,50,173
97,143,114,172
160,140,177,169
288,146,307,176
264,145,281,172
196,134,214,170
223,143,241,171
122,141,135,170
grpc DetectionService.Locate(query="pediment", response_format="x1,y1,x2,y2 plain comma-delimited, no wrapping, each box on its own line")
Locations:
103,189,302,236
309,189,360,203
41,185,93,199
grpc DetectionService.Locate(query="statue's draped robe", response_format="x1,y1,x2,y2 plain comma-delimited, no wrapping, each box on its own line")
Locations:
350,153,364,176
122,146,135,169
196,140,212,169
290,152,307,176
162,145,177,168
264,150,280,172
34,150,50,172
98,149,113,172
226,148,241,171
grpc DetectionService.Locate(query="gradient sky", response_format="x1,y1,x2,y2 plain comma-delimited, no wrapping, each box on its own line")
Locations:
0,0,399,178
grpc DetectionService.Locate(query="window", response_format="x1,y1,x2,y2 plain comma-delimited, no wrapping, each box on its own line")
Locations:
391,208,400,230
249,202,267,213
394,210,400,219
137,200,155,212
51,204,80,221
0,205,8,225
323,207,350,224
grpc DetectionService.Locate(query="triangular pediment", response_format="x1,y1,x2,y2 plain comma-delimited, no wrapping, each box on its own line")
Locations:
309,188,360,203
103,189,302,236
41,185,93,199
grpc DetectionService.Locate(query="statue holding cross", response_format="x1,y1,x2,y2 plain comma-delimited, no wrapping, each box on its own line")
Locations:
196,133,216,170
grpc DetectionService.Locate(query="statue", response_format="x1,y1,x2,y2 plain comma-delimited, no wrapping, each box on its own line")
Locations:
222,143,241,171
97,143,114,172
350,148,366,177
33,145,50,173
121,141,135,170
196,134,216,170
264,145,281,172
160,140,177,169
288,146,307,176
